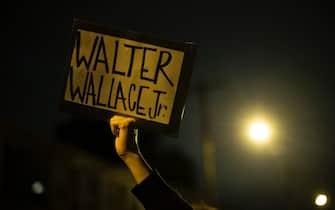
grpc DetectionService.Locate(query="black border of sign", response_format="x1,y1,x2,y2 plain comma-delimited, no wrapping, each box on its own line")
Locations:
59,18,197,137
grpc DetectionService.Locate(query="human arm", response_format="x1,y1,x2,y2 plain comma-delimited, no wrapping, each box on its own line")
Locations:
109,115,151,184
109,115,193,210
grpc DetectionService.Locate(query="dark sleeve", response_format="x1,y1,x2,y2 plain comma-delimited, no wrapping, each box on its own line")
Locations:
131,170,193,210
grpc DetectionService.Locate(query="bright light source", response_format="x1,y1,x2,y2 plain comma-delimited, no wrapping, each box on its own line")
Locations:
249,122,270,143
31,181,44,195
315,193,328,206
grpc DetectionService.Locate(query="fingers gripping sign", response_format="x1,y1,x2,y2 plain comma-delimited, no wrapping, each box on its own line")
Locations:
109,115,152,184
109,116,137,157
109,115,136,136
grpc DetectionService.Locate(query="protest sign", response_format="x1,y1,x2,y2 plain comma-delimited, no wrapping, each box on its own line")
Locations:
60,19,196,135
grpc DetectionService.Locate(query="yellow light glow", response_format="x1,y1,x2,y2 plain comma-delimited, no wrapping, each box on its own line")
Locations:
249,122,270,143
315,194,327,206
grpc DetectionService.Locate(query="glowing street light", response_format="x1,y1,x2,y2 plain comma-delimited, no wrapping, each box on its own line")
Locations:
31,181,45,195
315,193,328,207
249,121,270,143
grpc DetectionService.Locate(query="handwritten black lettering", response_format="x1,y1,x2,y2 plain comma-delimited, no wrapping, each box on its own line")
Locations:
140,47,157,83
136,85,149,116
93,36,109,73
111,40,126,76
124,44,143,77
155,51,173,87
96,75,107,107
75,31,99,70
149,90,167,119
69,66,89,102
128,83,137,111
85,72,96,105
67,31,182,123
114,81,127,111
107,78,116,109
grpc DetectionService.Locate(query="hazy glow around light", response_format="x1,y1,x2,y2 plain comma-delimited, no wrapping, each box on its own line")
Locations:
249,122,270,142
32,181,44,195
315,194,328,206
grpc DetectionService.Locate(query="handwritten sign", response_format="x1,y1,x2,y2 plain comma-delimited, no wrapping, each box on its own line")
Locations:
60,19,196,135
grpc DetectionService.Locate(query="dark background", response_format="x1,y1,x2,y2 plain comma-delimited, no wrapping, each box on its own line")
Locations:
2,1,335,209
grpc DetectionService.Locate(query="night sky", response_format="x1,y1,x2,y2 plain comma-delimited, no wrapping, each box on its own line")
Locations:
3,1,335,209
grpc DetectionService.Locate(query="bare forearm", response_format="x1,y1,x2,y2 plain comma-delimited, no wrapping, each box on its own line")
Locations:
121,153,152,184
